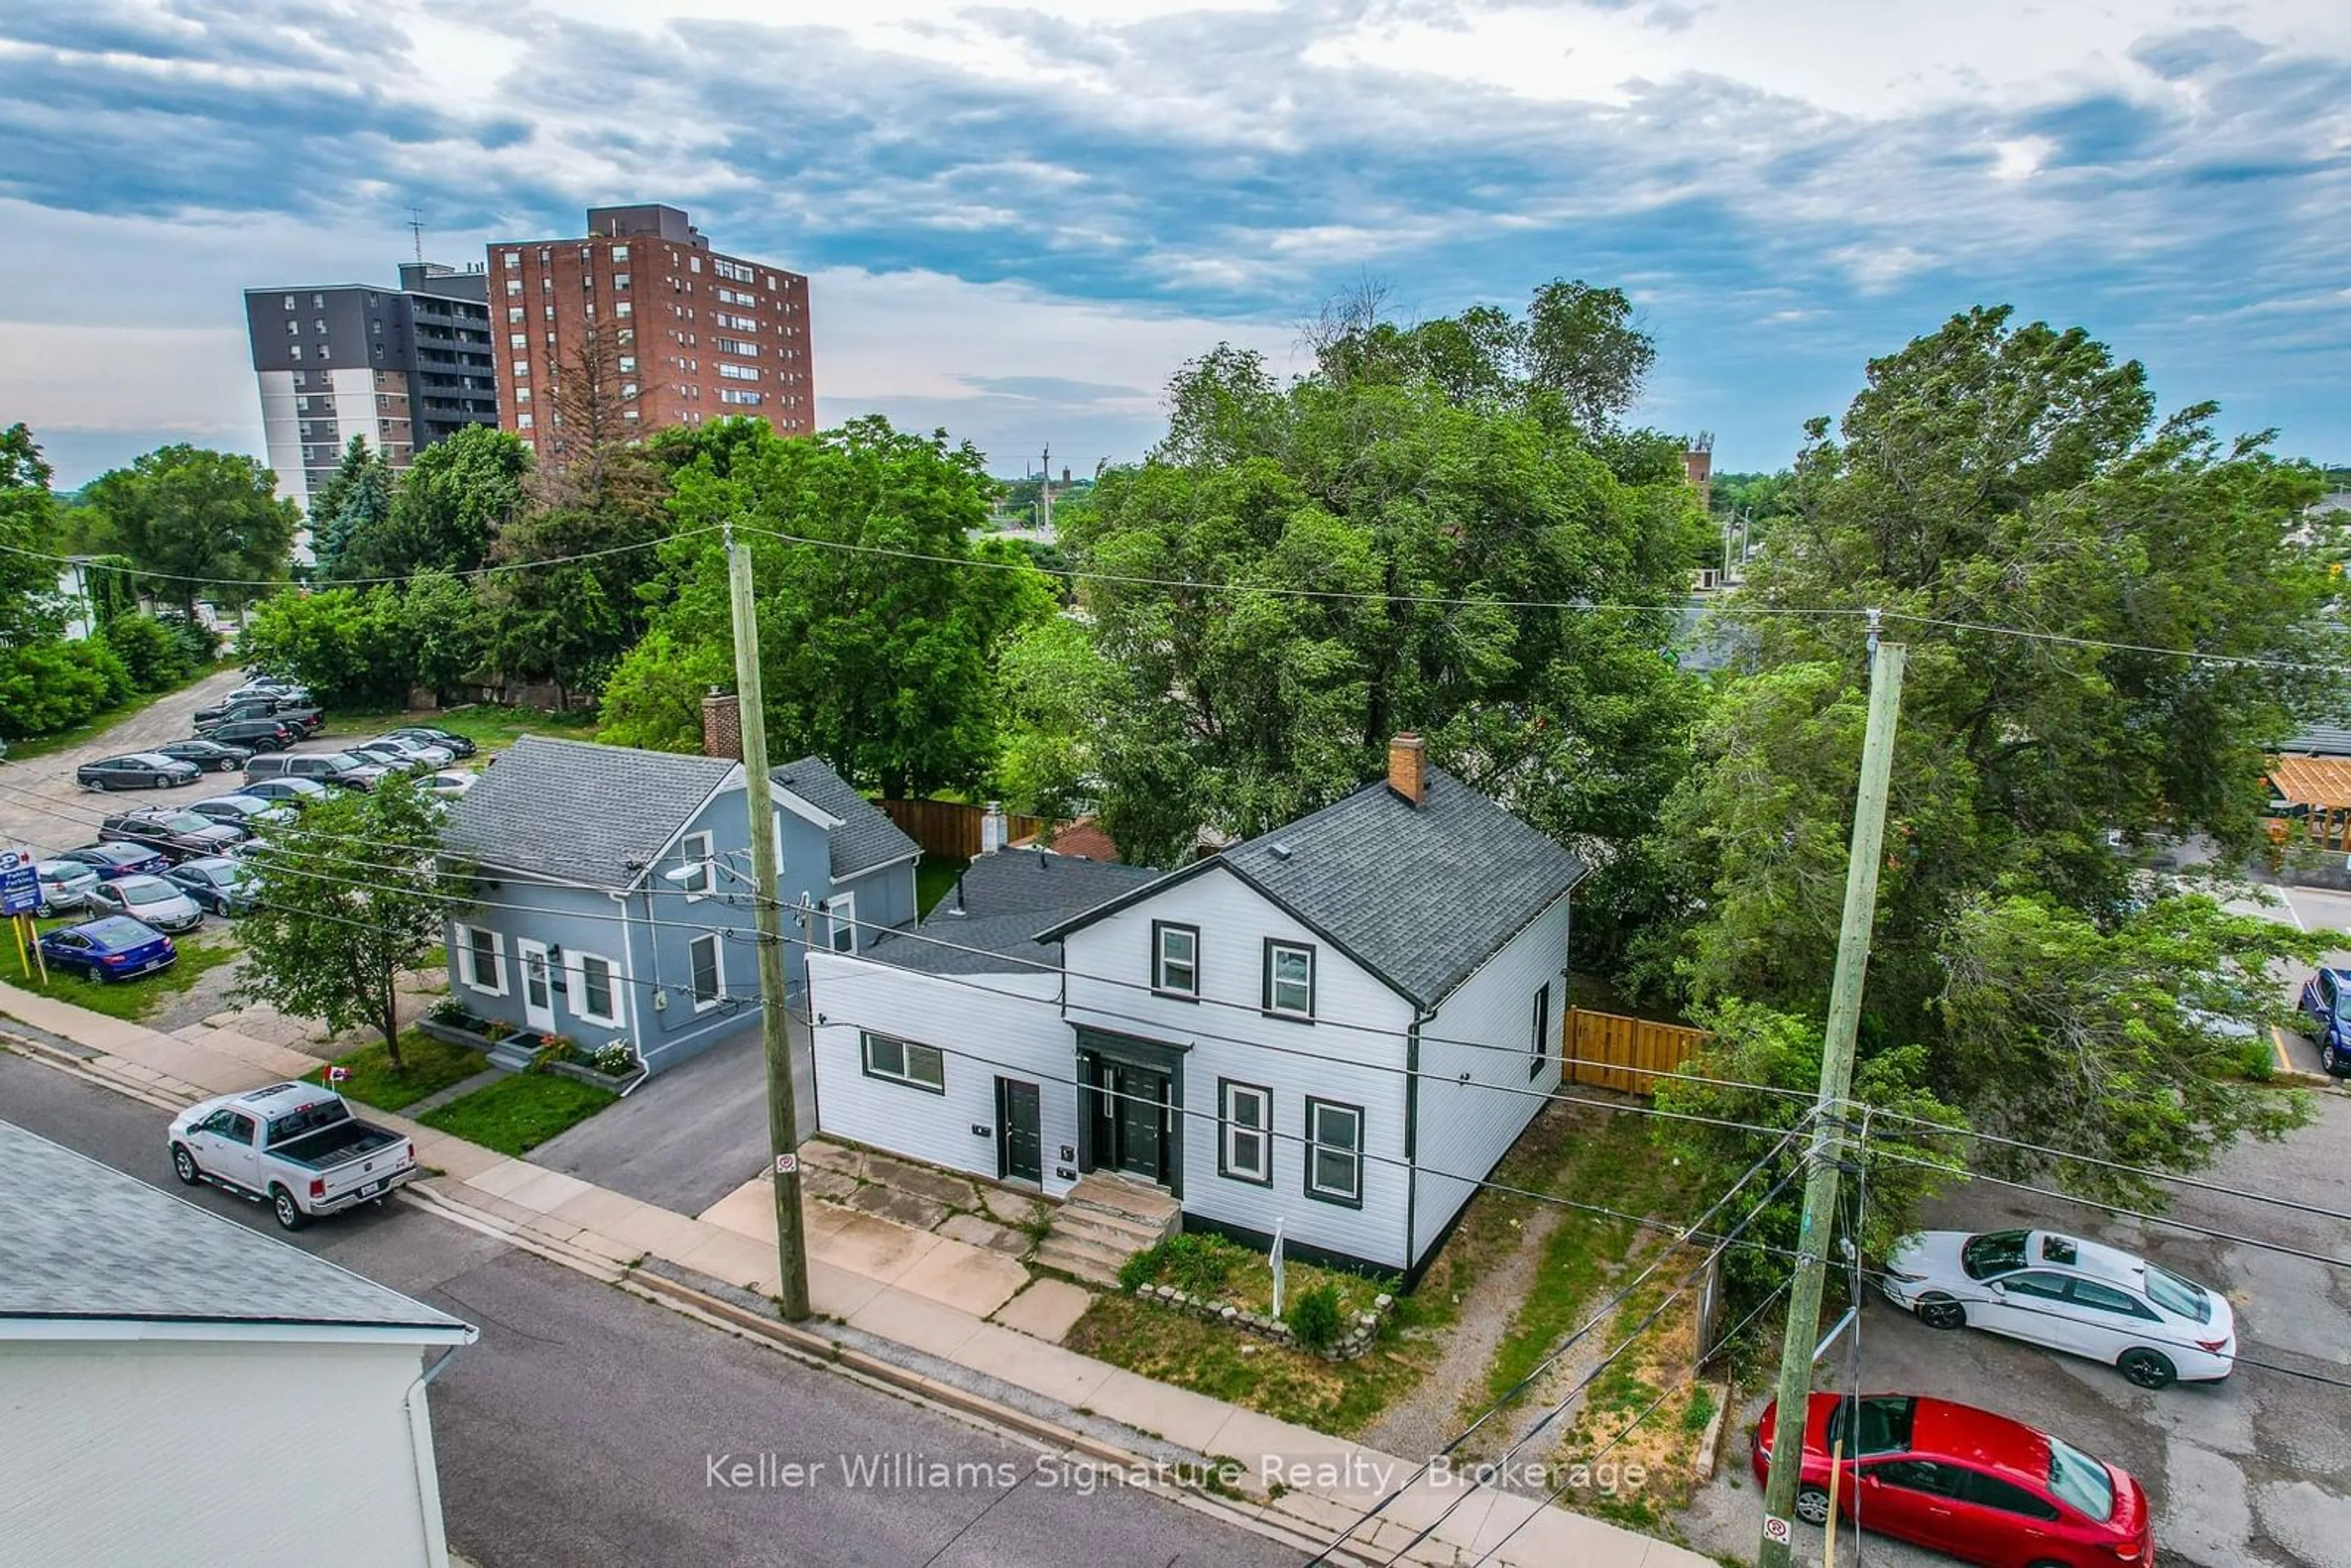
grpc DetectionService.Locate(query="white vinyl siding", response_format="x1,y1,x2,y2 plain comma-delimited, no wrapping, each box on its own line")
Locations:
1410,889,1571,1267
455,925,506,995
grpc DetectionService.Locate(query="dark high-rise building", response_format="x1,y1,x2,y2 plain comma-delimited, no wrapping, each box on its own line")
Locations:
484,204,814,462
242,262,501,557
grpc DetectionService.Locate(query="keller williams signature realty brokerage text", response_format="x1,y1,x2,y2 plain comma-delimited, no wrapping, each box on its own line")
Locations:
705,1452,1651,1496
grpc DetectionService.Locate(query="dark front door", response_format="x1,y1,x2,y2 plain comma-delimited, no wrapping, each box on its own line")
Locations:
996,1077,1043,1185
1085,1058,1171,1185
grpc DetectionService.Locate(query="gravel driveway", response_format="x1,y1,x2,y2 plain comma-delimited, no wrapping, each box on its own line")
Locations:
0,667,247,857
1676,1092,2351,1567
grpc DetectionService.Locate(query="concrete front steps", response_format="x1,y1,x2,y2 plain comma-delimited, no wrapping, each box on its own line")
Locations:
1035,1174,1180,1286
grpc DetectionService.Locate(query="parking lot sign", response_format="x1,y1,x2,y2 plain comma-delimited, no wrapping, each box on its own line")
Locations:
1,849,39,918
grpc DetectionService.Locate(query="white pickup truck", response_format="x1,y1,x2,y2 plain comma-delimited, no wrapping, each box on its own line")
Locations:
168,1081,417,1230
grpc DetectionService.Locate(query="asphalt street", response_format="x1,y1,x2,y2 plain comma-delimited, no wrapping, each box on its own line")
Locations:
0,1051,1294,1568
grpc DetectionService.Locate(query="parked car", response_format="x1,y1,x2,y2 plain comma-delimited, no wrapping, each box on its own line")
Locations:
363,735,456,768
76,752,201,791
152,737,254,773
201,702,323,738
185,794,298,831
245,752,387,791
418,770,476,801
1753,1392,2150,1568
100,809,246,861
220,681,312,708
37,916,178,983
54,842,172,880
166,856,254,917
32,859,102,916
84,874,205,932
203,716,301,751
1880,1228,2235,1387
236,776,332,808
2295,967,2351,1075
345,741,434,776
384,724,476,759
168,1081,418,1230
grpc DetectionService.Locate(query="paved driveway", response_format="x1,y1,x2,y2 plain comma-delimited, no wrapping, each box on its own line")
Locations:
1678,1092,2351,1568
0,667,247,856
2227,877,2351,1078
528,1015,815,1217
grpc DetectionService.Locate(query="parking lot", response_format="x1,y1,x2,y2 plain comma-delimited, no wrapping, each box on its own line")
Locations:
0,667,248,857
1678,1091,2351,1568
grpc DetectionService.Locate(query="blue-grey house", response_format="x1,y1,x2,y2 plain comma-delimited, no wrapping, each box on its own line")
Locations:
437,735,918,1074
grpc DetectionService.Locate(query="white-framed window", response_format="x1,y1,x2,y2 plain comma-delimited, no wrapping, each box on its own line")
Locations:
288,345,302,361
615,300,632,318
828,890,857,953
1264,940,1314,1018
509,332,528,350
612,245,629,261
285,319,299,336
1529,981,1551,1080
1218,1079,1272,1184
1305,1098,1363,1206
317,343,329,360
688,934,723,1010
571,951,623,1027
283,294,296,310
718,362,759,381
456,924,506,995
861,1030,944,1093
504,277,522,296
675,830,713,897
512,360,528,378
1153,921,1198,997
512,386,530,403
720,389,764,405
507,306,523,323
716,337,760,357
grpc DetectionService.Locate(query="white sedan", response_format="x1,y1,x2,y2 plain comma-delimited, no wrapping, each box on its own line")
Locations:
1880,1227,2235,1389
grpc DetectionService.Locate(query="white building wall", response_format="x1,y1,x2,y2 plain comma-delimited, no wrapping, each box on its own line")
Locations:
329,366,381,457
1062,867,1419,1270
0,1339,446,1568
255,367,307,514
1410,891,1572,1265
806,951,1076,1195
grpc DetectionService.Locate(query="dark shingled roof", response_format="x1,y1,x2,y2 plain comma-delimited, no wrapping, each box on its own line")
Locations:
869,850,1161,975
771,756,920,879
443,735,735,887
2282,724,2351,758
1043,765,1584,1009
0,1117,468,1338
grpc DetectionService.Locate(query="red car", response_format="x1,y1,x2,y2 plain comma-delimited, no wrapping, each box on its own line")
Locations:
1752,1393,2150,1567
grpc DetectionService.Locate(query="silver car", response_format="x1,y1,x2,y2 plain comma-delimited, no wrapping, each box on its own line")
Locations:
365,735,456,768
34,859,102,916
84,874,206,933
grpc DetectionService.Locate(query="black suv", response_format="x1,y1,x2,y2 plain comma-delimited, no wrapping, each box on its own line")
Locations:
154,738,254,773
99,809,246,861
202,717,298,751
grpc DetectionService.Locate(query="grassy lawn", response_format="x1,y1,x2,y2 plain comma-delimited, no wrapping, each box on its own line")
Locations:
2,660,239,761
420,1070,615,1155
332,702,596,756
917,857,970,917
323,1029,487,1112
13,930,241,1022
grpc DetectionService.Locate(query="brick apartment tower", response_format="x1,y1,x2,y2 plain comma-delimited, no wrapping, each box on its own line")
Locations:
483,204,814,462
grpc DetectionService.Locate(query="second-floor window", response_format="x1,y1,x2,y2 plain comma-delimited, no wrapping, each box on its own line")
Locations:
676,830,713,896
1153,921,1198,997
1529,981,1551,1080
1264,940,1314,1018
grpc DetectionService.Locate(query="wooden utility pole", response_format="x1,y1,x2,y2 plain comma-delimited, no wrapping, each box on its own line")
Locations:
1756,632,1905,1567
726,522,811,1321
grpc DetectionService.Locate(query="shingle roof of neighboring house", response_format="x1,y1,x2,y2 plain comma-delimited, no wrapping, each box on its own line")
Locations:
443,734,737,887
868,850,1160,976
0,1118,470,1342
2281,724,2351,757
1009,814,1122,863
1041,765,1586,1010
771,757,920,880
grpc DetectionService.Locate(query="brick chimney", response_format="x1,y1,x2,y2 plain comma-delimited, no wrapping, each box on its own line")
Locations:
1387,733,1427,806
700,687,742,760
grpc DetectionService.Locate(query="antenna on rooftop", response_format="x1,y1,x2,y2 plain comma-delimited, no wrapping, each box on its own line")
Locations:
407,207,426,265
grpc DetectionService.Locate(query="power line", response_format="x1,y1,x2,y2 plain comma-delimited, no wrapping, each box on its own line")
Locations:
0,527,721,593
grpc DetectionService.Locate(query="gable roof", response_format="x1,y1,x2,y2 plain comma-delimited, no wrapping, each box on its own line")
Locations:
442,734,737,887
771,757,920,880
0,1119,471,1345
1040,765,1585,1010
868,849,1161,976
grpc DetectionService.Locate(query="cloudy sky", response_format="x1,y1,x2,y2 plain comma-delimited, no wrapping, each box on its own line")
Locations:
2,0,2347,487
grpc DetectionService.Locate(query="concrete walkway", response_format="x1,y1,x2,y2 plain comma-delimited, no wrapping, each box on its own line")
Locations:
0,979,1711,1568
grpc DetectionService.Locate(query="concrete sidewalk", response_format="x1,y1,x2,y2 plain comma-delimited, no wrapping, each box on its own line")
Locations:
0,980,1711,1568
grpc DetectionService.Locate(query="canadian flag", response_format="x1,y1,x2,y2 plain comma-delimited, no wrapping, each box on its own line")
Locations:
326,1065,351,1084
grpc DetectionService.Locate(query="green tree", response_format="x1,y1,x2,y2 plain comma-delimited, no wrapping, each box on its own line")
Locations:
601,418,1056,793
0,640,134,741
100,614,192,692
236,587,402,707
993,615,1120,823
336,425,531,581
236,778,446,1067
378,569,490,702
78,445,298,616
0,423,66,642
306,435,394,577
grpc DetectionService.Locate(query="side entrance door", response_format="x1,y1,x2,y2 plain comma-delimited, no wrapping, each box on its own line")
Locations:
516,939,557,1033
996,1077,1043,1185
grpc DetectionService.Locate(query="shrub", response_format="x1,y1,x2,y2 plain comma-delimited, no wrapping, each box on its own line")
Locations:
591,1041,638,1076
155,610,222,667
102,614,193,691
1286,1283,1344,1351
0,638,137,740
427,997,473,1025
2239,1037,2277,1083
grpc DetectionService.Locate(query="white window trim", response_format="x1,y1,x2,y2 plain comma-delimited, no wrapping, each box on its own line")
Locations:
1265,940,1315,1018
677,831,714,899
456,924,508,996
828,890,857,954
1305,1098,1363,1205
688,933,724,1012
1219,1080,1272,1184
568,950,626,1029
1154,922,1199,996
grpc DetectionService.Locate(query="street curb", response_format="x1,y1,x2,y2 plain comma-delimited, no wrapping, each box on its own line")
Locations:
1691,1381,1733,1482
0,1030,189,1112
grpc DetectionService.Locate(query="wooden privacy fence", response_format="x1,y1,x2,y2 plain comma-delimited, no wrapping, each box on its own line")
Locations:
873,798,1044,861
1564,1007,1712,1096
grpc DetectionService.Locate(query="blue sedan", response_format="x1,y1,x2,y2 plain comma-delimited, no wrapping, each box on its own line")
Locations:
38,917,178,983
